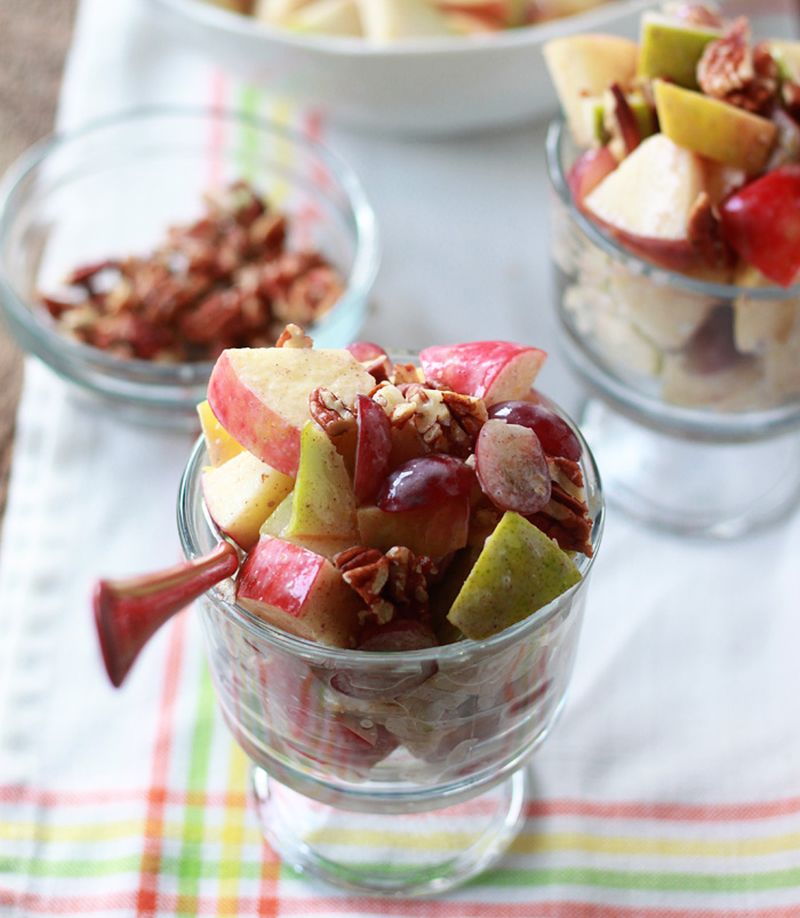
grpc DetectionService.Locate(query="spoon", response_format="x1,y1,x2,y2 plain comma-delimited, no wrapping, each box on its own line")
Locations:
93,541,238,688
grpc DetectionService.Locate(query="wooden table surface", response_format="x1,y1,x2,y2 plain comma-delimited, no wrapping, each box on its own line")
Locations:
0,0,77,522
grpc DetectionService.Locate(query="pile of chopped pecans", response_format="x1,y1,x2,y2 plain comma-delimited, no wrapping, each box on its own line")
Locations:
40,182,345,363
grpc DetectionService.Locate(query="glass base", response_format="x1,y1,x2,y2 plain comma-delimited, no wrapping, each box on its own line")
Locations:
251,765,528,897
581,399,800,538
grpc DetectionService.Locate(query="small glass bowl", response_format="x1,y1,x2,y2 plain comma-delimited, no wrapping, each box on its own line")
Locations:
547,119,800,538
0,108,379,427
177,388,604,897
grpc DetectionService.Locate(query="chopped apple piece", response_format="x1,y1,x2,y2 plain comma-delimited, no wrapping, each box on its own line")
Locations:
237,536,361,647
419,340,546,406
637,12,720,89
543,34,638,146
357,497,470,558
584,133,707,240
287,0,363,35
262,489,352,559
357,0,456,42
447,512,581,640
197,400,244,467
254,0,312,22
769,40,800,81
733,265,799,354
202,451,293,550
654,80,777,174
208,347,374,476
285,421,358,543
579,91,657,148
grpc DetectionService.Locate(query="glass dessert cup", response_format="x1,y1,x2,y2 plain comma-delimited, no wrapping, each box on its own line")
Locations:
176,392,604,897
0,108,378,427
547,119,800,539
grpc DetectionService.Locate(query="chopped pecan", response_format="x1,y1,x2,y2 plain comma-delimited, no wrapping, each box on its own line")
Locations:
687,193,736,269
308,386,356,438
39,182,345,362
670,3,724,29
697,22,778,115
606,83,642,157
528,457,593,557
275,323,313,349
385,546,439,608
391,362,424,385
371,383,486,457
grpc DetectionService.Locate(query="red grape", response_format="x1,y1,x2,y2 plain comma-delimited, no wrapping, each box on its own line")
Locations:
488,401,581,461
353,394,392,504
475,419,551,515
347,341,391,364
358,619,439,653
376,455,474,513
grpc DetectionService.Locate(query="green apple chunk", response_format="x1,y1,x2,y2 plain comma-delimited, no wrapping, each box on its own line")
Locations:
543,34,638,146
579,91,657,147
357,497,469,559
769,40,800,81
637,12,720,89
654,80,777,174
285,421,358,544
202,451,293,550
447,512,581,640
262,490,353,560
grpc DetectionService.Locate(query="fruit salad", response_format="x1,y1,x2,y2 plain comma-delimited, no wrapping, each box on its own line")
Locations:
546,5,800,411
204,0,612,41
96,323,598,789
191,324,597,784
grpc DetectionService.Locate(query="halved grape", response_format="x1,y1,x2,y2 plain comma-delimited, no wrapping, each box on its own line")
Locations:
376,455,474,513
328,621,438,699
475,419,551,515
488,400,581,461
353,394,392,505
347,341,389,363
358,618,439,653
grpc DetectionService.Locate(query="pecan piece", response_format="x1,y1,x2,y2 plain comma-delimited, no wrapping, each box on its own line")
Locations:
385,546,439,608
334,547,394,625
308,388,358,468
697,21,778,115
275,323,313,349
687,193,736,270
670,3,724,29
528,457,593,557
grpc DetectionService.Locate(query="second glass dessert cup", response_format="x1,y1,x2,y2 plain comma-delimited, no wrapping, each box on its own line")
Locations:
547,120,800,538
177,398,604,897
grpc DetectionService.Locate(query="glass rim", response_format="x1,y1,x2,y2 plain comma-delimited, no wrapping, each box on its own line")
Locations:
0,105,381,386
176,374,605,666
153,0,652,58
545,118,800,302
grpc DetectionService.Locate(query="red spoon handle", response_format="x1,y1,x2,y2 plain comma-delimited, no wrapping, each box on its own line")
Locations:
94,541,239,688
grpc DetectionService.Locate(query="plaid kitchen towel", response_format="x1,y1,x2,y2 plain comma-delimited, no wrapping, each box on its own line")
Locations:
2,0,800,915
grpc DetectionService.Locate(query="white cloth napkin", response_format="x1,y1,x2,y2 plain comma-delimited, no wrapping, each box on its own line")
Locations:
2,1,800,915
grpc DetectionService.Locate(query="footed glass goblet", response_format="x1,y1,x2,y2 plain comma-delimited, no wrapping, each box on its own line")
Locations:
176,393,603,897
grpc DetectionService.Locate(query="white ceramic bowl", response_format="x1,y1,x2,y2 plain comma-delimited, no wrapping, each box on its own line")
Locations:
151,0,654,135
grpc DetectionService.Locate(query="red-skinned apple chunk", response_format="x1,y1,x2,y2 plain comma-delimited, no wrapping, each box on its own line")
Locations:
719,165,800,287
236,535,362,648
207,348,375,476
419,341,546,406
